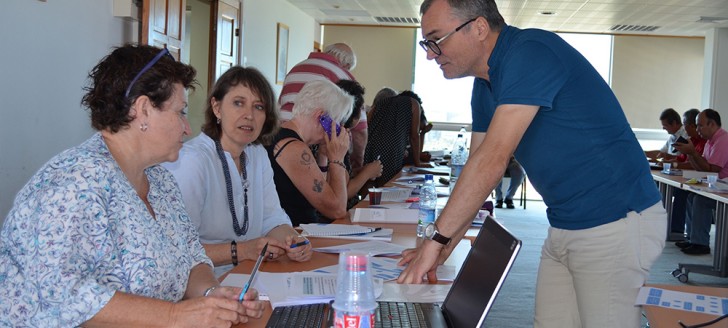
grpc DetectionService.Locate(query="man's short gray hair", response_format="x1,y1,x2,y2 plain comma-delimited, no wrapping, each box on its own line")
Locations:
420,0,505,32
292,80,354,125
324,43,357,71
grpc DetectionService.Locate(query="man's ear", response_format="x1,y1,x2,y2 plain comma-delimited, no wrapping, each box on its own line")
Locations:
475,17,490,41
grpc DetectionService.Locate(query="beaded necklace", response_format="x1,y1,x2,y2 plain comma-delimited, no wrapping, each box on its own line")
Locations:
214,139,248,236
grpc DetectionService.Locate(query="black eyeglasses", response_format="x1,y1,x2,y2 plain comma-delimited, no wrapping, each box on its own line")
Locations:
419,18,477,56
125,47,176,98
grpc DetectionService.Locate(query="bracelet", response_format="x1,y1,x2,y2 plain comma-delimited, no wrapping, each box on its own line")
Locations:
328,160,347,171
318,165,329,172
231,240,238,266
203,286,217,297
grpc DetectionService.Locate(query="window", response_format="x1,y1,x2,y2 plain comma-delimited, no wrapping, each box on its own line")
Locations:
413,29,613,151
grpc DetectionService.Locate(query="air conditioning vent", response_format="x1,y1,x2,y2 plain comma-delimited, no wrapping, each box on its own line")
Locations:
375,16,420,24
610,24,660,32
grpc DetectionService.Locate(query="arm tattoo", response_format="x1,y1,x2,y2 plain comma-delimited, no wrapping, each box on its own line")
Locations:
300,150,313,166
312,179,324,193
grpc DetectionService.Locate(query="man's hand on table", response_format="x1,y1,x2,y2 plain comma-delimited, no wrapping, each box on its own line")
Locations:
397,240,448,284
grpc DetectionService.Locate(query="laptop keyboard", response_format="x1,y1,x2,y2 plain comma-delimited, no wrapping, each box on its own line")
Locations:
266,302,327,328
375,301,435,328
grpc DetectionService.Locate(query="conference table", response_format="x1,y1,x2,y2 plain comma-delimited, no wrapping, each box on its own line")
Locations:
652,171,728,281
226,173,476,328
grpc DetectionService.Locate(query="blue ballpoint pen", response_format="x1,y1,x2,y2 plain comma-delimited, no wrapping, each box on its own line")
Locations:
239,242,268,302
290,239,310,248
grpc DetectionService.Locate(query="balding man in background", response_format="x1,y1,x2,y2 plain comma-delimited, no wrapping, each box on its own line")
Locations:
278,43,369,170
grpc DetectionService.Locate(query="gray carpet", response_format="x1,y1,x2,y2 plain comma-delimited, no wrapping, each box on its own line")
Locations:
479,200,728,327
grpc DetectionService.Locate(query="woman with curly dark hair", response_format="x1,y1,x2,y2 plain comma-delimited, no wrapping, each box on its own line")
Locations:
0,44,262,327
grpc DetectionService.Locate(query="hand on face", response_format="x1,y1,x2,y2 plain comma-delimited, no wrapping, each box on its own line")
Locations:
323,119,350,161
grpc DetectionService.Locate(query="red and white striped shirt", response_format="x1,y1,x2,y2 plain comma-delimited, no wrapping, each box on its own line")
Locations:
278,52,366,130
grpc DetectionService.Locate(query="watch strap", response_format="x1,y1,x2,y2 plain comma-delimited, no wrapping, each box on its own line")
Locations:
431,231,451,245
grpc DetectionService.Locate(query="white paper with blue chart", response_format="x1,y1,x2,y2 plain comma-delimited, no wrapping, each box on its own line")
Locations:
635,286,728,316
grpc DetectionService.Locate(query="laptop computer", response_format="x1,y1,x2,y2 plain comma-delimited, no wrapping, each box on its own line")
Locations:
266,215,522,328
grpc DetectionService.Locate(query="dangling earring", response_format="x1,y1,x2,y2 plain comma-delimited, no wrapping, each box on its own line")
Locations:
140,122,149,132
216,118,221,124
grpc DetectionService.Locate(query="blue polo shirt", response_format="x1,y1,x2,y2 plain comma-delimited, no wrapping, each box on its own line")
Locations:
471,25,660,230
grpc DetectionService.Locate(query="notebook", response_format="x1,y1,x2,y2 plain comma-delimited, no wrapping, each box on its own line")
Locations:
266,215,522,328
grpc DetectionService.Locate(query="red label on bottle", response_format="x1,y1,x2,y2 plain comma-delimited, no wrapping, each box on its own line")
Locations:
334,311,375,328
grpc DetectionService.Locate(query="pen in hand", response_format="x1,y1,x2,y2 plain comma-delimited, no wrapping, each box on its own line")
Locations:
239,242,268,302
290,238,310,248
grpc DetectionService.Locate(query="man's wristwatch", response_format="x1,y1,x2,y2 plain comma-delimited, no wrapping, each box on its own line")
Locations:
424,223,451,246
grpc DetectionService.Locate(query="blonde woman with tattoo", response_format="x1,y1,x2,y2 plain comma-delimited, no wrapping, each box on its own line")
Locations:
265,80,354,226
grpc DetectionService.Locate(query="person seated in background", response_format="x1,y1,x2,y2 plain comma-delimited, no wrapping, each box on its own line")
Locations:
266,80,353,226
673,109,728,255
495,156,525,209
278,42,369,172
0,45,262,326
645,108,689,162
332,80,383,209
668,108,707,238
673,108,707,169
164,67,312,277
400,90,434,165
364,88,432,187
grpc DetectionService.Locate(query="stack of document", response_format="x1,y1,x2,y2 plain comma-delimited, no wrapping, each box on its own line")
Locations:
222,272,383,309
313,240,407,256
299,223,393,241
351,207,419,224
364,187,414,202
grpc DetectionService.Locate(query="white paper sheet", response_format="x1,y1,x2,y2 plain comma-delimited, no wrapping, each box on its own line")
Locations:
635,286,728,316
377,283,451,303
313,240,407,256
312,257,457,282
351,208,419,224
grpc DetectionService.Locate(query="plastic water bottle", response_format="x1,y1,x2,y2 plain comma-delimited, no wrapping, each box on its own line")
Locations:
333,252,377,328
416,174,437,238
449,130,468,194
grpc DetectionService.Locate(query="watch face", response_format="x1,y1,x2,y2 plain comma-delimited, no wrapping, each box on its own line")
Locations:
424,223,436,238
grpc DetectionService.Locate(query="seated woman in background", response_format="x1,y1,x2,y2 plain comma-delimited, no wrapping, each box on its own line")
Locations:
266,80,354,226
333,79,383,208
164,66,312,278
364,88,431,186
401,90,434,165
0,45,262,326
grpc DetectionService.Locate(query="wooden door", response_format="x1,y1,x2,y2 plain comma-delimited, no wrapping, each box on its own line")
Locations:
209,0,240,87
142,0,185,60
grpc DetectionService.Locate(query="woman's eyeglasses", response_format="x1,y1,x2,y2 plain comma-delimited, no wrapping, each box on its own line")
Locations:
125,48,176,98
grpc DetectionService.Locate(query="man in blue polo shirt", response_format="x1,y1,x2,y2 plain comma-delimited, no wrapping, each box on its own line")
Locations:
397,0,666,327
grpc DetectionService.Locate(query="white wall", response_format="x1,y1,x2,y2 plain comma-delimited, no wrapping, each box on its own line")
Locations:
612,36,704,129
0,0,318,225
323,26,417,105
241,0,317,96
0,0,127,225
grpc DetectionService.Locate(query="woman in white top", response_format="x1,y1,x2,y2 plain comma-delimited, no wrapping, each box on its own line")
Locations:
165,66,312,277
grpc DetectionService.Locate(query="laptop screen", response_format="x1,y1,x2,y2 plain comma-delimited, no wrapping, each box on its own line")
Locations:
440,216,522,328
